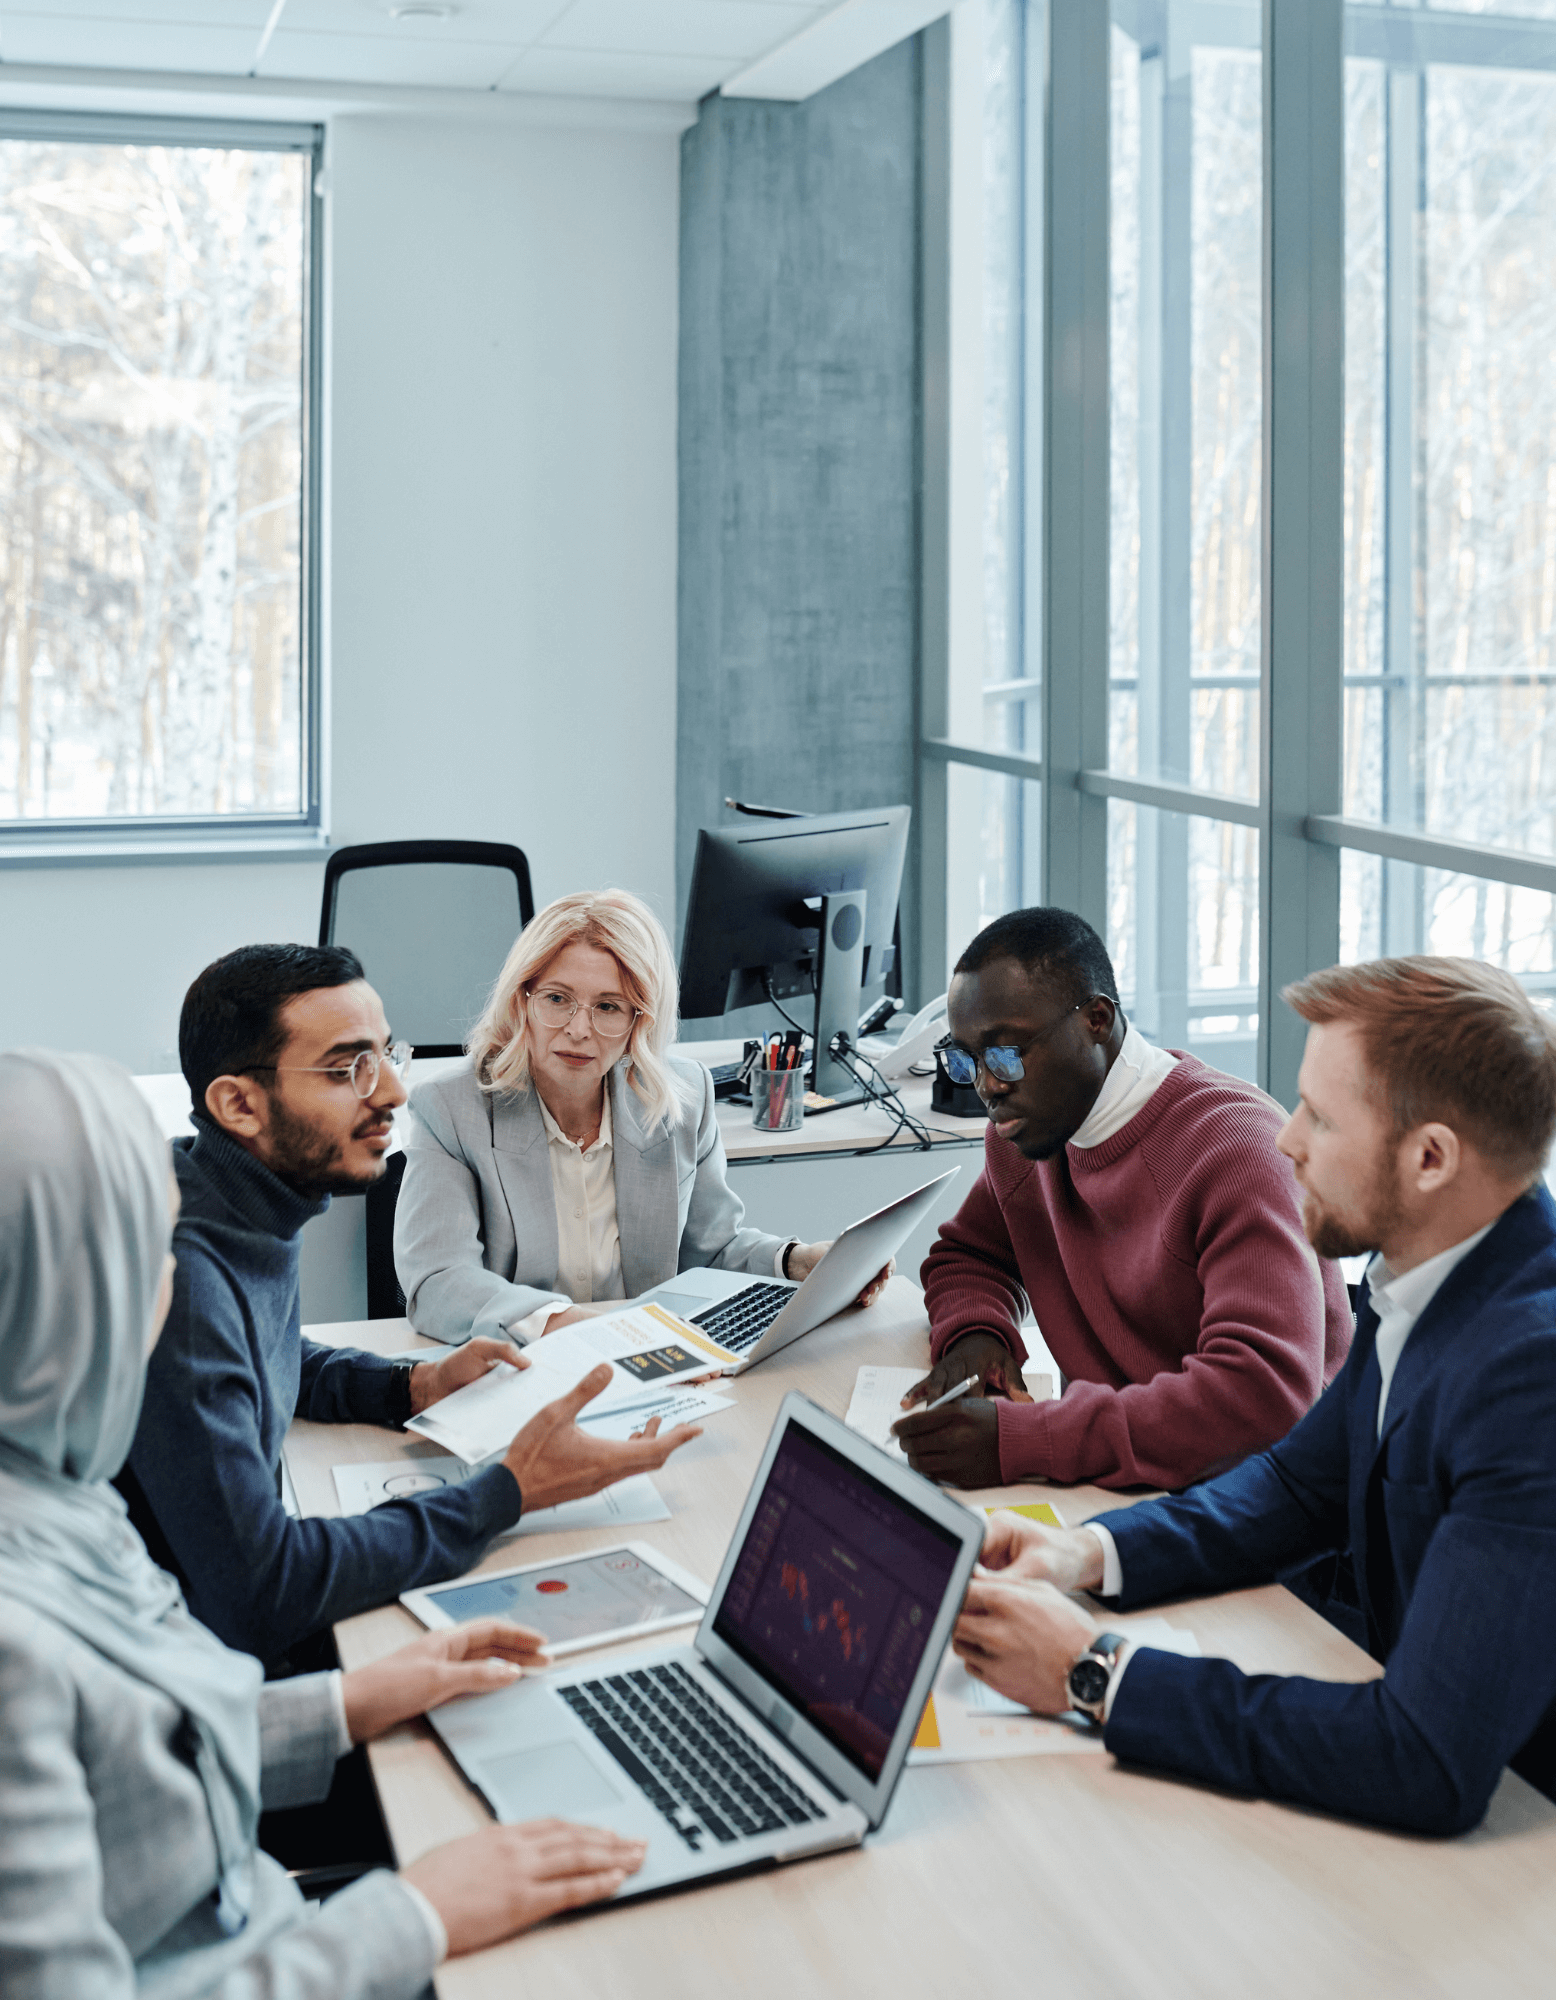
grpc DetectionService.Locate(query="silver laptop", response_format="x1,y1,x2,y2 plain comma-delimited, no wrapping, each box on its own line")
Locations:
426,1392,983,1901
633,1168,959,1372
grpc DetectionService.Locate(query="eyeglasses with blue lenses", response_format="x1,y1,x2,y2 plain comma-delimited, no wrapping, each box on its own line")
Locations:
938,997,1097,1088
940,1041,1024,1086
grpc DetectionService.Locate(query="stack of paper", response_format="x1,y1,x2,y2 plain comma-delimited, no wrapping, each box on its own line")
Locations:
406,1302,731,1463
329,1461,673,1542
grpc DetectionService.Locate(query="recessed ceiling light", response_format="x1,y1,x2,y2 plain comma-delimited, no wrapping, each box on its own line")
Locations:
388,3,454,19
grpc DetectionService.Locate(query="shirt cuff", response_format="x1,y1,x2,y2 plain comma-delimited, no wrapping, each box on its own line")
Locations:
775,1240,797,1280
506,1298,570,1346
1102,1638,1135,1722
1084,1522,1123,1599
396,1877,450,1967
328,1670,353,1759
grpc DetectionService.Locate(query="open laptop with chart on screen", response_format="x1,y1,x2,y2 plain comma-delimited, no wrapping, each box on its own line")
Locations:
425,1393,984,1900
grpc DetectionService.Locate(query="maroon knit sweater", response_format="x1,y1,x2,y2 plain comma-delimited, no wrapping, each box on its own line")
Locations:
922,1053,1352,1490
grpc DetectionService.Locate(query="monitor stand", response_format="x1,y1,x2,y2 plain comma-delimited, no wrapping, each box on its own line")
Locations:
810,889,869,1107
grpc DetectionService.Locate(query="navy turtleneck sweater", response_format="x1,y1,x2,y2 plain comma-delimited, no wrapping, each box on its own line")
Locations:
123,1117,523,1664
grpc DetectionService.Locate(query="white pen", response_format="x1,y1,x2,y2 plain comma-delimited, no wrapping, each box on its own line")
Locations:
917,1373,979,1415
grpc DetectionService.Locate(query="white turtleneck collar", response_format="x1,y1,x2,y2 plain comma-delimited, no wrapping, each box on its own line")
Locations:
1067,1018,1178,1150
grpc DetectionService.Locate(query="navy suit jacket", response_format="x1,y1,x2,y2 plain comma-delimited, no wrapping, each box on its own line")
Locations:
1095,1185,1556,1834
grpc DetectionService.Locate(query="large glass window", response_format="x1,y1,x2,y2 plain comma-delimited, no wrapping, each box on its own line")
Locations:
1107,0,1262,1069
1342,1,1556,985
923,0,1556,1099
0,117,319,839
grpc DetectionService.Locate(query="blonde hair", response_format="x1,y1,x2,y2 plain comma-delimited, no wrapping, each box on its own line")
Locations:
468,889,690,1131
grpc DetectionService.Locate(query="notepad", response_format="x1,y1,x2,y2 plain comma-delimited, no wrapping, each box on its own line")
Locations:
843,1365,924,1458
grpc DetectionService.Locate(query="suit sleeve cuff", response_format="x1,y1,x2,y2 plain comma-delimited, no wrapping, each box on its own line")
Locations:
1084,1522,1124,1599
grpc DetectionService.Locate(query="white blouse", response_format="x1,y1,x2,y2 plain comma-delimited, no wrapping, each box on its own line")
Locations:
507,1085,789,1341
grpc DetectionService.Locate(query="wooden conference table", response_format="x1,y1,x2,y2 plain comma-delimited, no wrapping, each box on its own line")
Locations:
290,1283,1556,2000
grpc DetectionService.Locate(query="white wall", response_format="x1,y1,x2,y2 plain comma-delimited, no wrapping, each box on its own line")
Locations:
0,104,681,1072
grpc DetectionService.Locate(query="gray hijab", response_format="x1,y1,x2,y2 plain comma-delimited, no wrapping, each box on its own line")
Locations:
0,1049,263,1936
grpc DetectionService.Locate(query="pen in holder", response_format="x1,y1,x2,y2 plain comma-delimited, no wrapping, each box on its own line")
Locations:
751,1055,806,1132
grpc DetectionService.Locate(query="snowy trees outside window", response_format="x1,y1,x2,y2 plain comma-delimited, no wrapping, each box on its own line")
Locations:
0,131,312,827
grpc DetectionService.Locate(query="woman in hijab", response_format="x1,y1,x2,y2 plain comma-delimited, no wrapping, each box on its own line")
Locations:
0,1048,644,1998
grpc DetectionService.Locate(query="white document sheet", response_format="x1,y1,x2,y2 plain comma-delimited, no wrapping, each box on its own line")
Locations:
405,1303,727,1463
908,1617,1202,1764
573,1385,736,1442
329,1460,672,1541
844,1365,923,1459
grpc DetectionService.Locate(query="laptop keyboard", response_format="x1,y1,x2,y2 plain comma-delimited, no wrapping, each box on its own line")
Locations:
558,1661,825,1852
689,1281,794,1355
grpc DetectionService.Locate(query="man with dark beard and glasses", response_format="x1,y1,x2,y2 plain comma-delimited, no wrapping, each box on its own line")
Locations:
945,957,1556,1836
120,945,700,1671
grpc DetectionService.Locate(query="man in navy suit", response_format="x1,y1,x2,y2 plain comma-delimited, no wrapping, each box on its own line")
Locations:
952,955,1556,1835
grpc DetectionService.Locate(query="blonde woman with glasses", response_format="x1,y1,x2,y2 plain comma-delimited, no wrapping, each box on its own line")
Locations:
395,890,883,1346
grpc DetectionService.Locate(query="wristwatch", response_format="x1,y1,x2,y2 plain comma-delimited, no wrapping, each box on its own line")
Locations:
1067,1631,1129,1723
389,1360,417,1424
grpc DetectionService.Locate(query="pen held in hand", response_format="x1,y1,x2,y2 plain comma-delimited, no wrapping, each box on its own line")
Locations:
917,1373,980,1415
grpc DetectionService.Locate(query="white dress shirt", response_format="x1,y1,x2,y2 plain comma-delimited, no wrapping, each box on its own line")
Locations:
536,1088,626,1306
506,1091,625,1341
1082,1217,1497,1716
1068,1020,1178,1149
1363,1223,1494,1437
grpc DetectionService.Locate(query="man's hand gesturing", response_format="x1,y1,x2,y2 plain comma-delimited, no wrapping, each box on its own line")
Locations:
501,1363,702,1513
408,1337,526,1416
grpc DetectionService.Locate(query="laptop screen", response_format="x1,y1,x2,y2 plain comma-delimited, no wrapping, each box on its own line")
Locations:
711,1424,964,1780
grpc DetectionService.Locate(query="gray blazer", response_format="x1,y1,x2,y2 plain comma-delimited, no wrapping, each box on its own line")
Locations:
0,1598,437,1999
395,1052,787,1344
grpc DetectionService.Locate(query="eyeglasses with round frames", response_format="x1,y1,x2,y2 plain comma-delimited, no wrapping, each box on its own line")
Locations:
939,997,1098,1087
528,988,641,1042
251,1040,414,1099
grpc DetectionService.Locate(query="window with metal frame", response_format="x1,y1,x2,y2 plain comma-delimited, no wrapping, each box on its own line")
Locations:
0,111,322,852
921,0,1556,1110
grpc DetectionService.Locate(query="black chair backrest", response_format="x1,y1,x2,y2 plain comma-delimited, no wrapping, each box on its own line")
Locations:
319,840,534,1058
365,1151,408,1320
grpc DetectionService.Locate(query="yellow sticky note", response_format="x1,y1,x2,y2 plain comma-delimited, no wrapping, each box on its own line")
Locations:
912,1696,941,1751
981,1501,1063,1527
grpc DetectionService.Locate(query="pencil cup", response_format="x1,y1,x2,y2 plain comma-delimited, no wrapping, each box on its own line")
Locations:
751,1063,805,1132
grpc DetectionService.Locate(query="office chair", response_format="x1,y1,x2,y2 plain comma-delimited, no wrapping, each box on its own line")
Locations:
321,840,533,1320
318,839,534,1057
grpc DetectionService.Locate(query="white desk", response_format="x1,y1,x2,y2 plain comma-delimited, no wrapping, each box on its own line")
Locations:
289,1289,1556,2000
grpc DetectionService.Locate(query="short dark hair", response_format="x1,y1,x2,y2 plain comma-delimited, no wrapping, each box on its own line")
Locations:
954,907,1120,1008
180,943,366,1110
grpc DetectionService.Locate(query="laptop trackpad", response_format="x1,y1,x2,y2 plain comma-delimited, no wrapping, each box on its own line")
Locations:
482,1740,625,1821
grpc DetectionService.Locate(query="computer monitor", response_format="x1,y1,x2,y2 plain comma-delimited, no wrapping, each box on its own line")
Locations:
678,806,911,1104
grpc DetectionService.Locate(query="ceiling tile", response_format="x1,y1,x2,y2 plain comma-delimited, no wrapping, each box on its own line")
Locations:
278,0,566,47
0,14,259,71
258,25,519,83
542,2,820,62
4,0,270,22
497,42,731,97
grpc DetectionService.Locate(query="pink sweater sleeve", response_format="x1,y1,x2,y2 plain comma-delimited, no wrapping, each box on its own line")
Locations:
921,1158,1032,1368
994,1139,1340,1490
